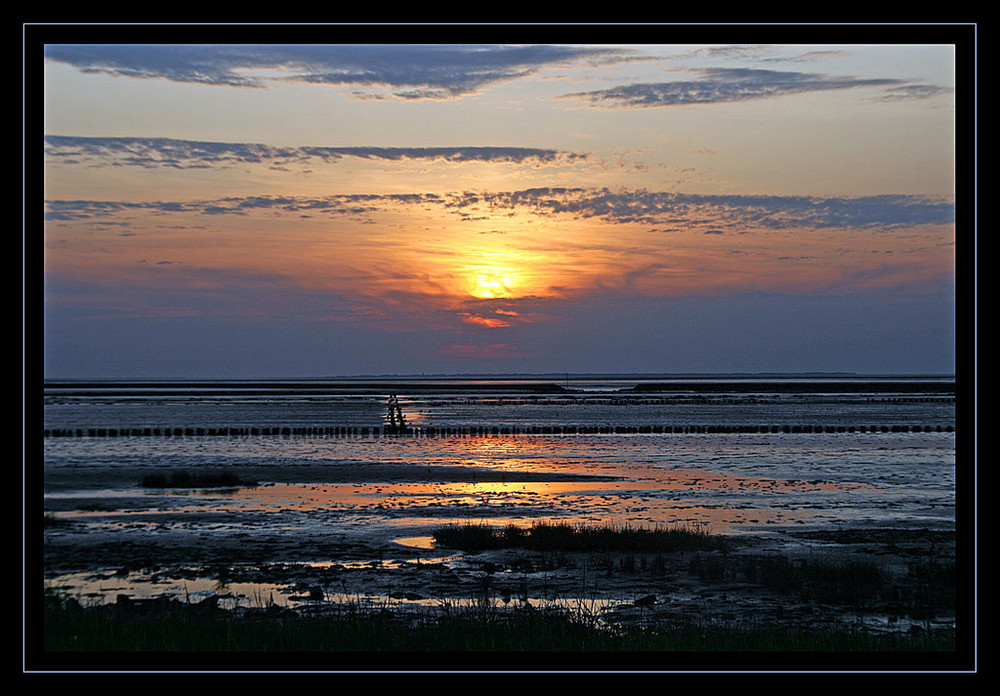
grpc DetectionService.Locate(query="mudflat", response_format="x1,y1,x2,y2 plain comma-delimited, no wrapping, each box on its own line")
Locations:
42,457,958,641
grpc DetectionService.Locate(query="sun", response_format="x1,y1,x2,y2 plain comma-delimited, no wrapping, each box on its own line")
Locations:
469,268,514,299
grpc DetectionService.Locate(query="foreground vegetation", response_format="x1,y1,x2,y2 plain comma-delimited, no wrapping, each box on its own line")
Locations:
434,522,954,616
432,521,729,553
41,592,954,655
38,522,958,662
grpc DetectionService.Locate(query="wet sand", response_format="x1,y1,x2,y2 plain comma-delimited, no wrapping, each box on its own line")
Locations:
41,457,958,642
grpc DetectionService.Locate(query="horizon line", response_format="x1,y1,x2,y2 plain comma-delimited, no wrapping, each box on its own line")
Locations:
42,371,957,383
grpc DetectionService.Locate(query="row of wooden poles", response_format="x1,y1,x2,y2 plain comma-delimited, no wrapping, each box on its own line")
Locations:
43,423,955,438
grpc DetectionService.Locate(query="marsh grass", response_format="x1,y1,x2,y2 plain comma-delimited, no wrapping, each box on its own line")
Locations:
140,471,259,489
433,521,728,553
41,590,954,654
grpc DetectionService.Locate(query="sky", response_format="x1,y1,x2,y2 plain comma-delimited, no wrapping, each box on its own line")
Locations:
34,28,968,379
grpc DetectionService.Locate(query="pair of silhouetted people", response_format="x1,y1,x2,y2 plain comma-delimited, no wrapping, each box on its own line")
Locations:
386,394,407,429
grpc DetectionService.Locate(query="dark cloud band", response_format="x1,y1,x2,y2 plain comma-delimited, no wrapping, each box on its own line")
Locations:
45,187,954,230
44,136,584,169
564,67,945,107
44,44,624,97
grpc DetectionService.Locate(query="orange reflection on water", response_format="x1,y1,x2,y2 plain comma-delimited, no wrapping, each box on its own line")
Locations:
626,467,872,493
200,462,871,534
225,480,604,513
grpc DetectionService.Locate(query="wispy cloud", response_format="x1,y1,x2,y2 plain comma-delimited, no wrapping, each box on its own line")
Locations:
876,84,955,102
44,193,440,221
45,187,955,231
44,135,587,170
44,44,627,98
563,67,945,108
459,312,515,328
442,188,956,230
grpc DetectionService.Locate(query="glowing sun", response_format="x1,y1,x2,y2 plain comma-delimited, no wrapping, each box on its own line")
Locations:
469,269,514,299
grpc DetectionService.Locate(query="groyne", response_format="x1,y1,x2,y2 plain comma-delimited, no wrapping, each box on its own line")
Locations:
42,422,955,438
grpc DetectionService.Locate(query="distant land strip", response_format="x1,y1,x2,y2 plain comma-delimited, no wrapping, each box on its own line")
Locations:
42,379,955,397
625,381,956,394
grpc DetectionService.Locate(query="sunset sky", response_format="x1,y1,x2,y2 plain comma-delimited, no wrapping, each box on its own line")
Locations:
35,28,967,379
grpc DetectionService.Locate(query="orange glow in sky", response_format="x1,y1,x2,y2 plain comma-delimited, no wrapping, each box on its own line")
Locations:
39,37,961,377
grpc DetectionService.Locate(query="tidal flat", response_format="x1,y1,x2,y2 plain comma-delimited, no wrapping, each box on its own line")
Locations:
33,377,967,671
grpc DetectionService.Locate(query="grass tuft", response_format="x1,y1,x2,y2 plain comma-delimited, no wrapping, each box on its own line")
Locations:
433,521,729,553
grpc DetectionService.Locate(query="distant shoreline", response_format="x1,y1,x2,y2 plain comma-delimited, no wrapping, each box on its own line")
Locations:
42,374,956,397
43,372,955,382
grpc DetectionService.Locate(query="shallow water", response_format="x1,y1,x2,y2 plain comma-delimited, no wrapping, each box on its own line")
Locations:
40,378,957,607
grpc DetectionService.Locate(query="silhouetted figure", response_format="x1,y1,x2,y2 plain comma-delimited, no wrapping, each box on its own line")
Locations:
386,395,409,433
387,395,398,428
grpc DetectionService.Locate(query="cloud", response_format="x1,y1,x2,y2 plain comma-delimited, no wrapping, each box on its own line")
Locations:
45,187,955,231
876,84,955,102
44,193,439,221
44,135,586,170
563,67,942,108
443,188,956,230
44,44,625,98
459,313,515,328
